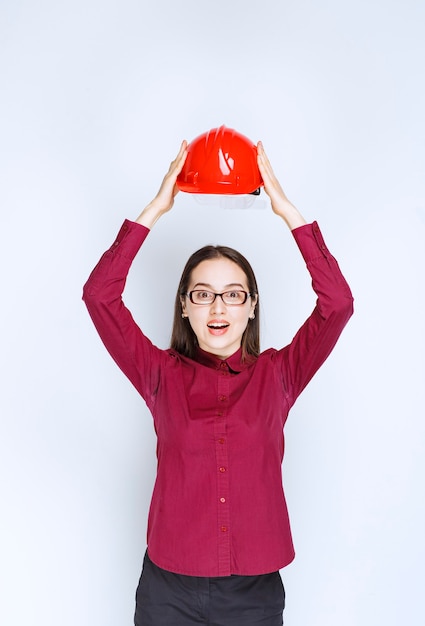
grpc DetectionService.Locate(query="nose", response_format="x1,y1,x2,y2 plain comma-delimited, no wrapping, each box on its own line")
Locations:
210,294,226,314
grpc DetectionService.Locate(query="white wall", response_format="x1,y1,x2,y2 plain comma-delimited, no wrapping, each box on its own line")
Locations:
1,1,424,624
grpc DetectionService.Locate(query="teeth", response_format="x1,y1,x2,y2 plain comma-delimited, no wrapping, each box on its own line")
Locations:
208,323,229,329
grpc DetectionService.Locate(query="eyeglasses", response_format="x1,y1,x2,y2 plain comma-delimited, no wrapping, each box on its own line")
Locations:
186,290,251,306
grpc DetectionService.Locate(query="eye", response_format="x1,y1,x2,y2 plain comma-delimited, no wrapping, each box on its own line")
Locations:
198,291,213,299
192,290,214,303
225,291,244,301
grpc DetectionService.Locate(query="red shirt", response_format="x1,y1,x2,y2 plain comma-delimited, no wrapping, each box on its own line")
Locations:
83,219,353,577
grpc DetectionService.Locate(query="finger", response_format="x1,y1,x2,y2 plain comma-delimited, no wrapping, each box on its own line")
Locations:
175,140,188,163
175,140,188,172
167,140,188,177
257,140,265,155
173,139,187,162
257,143,274,175
257,141,269,168
257,152,274,185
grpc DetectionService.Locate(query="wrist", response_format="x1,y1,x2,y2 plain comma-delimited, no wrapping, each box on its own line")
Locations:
135,202,166,228
274,201,307,230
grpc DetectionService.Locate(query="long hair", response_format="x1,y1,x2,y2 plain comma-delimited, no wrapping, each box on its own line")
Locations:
170,245,260,361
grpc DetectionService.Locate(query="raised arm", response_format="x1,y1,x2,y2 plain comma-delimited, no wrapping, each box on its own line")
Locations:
82,142,187,405
256,142,353,404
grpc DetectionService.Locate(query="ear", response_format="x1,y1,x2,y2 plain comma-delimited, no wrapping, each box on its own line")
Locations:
180,296,188,317
250,294,258,317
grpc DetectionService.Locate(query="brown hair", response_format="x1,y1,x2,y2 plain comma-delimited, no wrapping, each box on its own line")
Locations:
170,245,260,361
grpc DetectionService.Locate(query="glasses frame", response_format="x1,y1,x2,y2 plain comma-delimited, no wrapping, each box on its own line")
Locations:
186,290,251,306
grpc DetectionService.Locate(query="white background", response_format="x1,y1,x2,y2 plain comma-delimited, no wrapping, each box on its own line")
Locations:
1,1,424,625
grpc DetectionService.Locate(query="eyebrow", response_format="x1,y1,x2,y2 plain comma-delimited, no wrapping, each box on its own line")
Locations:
191,282,246,290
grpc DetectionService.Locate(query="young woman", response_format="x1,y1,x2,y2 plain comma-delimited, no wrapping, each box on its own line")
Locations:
83,140,354,625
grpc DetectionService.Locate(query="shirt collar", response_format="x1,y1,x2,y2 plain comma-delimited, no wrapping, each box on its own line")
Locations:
194,346,256,373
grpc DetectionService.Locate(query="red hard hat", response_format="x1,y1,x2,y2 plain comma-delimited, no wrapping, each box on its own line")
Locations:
176,125,263,194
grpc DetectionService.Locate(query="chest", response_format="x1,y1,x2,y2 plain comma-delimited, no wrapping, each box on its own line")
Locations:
153,361,288,452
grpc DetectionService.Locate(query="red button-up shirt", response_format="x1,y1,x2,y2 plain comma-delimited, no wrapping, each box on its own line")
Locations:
83,220,353,577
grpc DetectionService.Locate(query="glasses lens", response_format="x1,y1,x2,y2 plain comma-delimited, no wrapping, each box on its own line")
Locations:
222,291,247,305
191,291,214,304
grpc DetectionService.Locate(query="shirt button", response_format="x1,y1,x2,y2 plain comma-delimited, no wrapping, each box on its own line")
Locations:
219,467,226,473
220,526,228,532
218,438,225,445
220,497,226,503
218,395,227,402
217,411,223,417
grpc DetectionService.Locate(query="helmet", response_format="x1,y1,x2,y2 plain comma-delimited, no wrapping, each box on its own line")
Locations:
176,125,263,194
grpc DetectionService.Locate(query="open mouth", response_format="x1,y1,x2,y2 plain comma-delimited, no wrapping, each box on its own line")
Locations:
207,323,229,329
207,322,230,335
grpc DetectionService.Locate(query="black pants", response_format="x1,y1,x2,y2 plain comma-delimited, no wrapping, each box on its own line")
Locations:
134,551,285,626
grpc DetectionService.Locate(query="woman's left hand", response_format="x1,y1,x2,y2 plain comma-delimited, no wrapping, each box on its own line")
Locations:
257,141,307,229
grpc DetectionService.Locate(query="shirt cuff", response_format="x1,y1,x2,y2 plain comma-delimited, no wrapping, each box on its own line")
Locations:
108,219,150,260
291,221,330,263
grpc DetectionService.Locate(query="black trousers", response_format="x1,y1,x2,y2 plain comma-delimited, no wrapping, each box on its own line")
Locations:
134,551,285,626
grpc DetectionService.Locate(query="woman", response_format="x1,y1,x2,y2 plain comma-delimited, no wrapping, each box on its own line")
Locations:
83,140,353,625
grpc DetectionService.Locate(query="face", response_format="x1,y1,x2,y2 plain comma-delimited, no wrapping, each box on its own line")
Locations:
181,257,257,360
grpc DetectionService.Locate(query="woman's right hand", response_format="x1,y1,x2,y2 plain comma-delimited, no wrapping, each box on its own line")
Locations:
136,140,188,228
